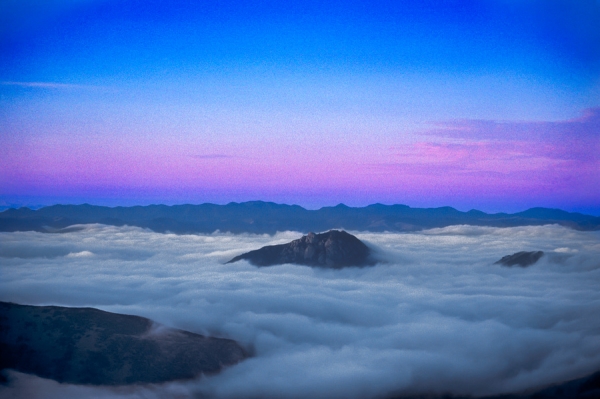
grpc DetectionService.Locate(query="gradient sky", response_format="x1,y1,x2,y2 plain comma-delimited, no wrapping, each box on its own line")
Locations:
1,0,599,213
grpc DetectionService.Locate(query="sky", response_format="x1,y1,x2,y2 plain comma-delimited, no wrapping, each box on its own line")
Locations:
1,0,599,214
2,225,600,398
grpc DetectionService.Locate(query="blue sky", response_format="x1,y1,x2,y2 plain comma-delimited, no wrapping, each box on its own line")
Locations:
1,0,599,213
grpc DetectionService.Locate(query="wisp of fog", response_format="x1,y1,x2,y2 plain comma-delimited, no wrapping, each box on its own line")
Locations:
1,224,600,399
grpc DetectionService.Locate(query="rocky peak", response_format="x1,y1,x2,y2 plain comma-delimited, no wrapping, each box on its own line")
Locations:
227,230,372,268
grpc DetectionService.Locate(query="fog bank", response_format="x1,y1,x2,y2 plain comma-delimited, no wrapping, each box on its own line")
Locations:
1,224,600,398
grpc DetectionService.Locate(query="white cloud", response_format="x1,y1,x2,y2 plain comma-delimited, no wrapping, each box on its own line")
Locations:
1,224,599,398
553,247,578,253
65,250,94,258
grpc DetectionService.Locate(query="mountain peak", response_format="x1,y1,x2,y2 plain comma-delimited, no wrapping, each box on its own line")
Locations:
228,230,372,268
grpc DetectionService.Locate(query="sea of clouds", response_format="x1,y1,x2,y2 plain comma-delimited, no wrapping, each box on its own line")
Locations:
1,224,600,399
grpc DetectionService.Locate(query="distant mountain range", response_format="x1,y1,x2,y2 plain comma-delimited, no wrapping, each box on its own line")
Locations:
1,202,599,234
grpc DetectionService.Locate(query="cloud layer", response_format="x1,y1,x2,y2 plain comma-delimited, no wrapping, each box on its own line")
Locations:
1,225,600,398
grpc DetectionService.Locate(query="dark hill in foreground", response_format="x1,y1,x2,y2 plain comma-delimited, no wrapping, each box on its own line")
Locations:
228,230,372,268
1,202,599,234
0,302,246,385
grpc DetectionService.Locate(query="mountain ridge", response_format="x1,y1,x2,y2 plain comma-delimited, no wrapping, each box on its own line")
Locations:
1,202,598,234
0,302,246,385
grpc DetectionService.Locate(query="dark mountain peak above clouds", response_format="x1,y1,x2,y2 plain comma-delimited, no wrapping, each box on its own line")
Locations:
0,302,246,385
495,251,544,267
227,230,372,268
1,202,599,234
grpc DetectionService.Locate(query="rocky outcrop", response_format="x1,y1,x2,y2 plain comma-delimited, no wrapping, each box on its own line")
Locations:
228,230,372,268
495,251,544,267
0,302,246,385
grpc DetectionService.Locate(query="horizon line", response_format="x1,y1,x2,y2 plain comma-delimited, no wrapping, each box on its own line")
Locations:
1,200,598,218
